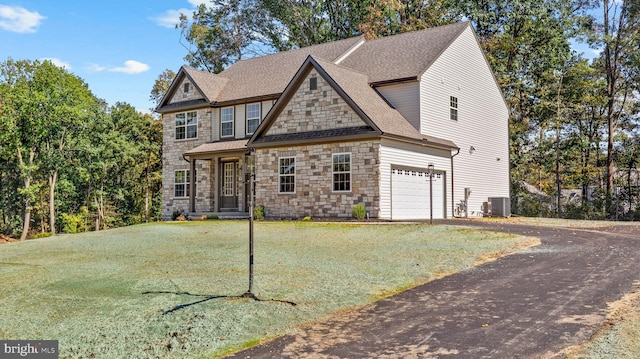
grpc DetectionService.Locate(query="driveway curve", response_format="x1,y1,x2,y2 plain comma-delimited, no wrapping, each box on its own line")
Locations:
225,220,640,358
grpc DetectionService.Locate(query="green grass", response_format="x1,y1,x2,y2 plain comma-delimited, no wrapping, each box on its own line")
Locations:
0,221,534,358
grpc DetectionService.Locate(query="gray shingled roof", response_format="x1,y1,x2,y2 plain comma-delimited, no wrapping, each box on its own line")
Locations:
214,36,365,103
340,22,469,83
182,66,229,102
184,139,248,156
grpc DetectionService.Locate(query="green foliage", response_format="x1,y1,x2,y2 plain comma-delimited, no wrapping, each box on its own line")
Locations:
207,214,219,220
60,207,90,234
253,205,265,220
302,215,312,221
352,204,366,220
172,210,183,221
0,58,163,238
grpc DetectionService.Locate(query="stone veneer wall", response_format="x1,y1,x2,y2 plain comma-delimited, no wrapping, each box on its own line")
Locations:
267,69,367,135
254,140,380,219
161,107,215,219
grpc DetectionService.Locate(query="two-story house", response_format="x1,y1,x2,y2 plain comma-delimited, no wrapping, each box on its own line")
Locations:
156,21,510,220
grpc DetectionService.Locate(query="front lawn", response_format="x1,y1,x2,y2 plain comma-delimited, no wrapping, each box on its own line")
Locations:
0,221,536,358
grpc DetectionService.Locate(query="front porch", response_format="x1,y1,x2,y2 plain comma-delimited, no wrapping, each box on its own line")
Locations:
183,139,251,216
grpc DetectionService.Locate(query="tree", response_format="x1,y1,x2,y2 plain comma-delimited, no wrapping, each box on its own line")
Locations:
150,69,176,108
589,0,640,217
0,59,98,238
179,0,270,73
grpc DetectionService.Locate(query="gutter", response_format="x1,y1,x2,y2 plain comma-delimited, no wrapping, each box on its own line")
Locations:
451,148,461,218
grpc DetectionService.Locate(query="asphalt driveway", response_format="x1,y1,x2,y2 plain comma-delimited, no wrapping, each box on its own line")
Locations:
225,220,640,358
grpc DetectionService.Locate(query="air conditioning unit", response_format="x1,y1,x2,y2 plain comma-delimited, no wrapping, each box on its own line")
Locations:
489,197,511,217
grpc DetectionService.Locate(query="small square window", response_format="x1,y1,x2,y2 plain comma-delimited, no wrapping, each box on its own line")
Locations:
310,77,317,91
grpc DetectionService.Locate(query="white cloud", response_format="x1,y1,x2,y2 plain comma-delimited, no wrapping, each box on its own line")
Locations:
85,63,107,73
109,60,150,74
0,5,45,33
188,0,211,6
150,8,190,29
40,58,72,70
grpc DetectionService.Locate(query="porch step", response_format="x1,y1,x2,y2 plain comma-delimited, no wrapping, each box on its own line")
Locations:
189,212,250,220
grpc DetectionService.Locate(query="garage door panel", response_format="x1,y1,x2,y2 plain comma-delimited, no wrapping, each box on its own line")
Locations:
391,168,443,220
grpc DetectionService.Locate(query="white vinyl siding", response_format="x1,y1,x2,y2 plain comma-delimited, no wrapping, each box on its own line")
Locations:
376,82,420,130
235,104,246,139
379,139,451,220
419,26,509,217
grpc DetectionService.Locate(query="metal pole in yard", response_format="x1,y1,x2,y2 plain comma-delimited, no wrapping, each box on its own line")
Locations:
428,163,434,225
244,151,257,299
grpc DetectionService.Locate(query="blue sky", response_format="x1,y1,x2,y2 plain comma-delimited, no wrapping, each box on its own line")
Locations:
1,1,601,114
0,1,208,113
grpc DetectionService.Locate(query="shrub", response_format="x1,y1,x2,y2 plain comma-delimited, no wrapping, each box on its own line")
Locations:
60,207,90,233
31,232,52,239
171,210,183,221
302,215,312,221
253,206,265,220
207,214,219,220
352,204,366,220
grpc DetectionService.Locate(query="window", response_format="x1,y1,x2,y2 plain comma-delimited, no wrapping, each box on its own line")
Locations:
176,111,197,140
310,77,317,91
332,153,351,192
450,96,458,121
279,157,295,193
246,103,261,134
174,170,191,198
221,107,234,137
184,83,190,93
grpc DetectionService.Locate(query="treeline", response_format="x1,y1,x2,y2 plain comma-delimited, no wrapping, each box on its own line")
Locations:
177,0,639,220
0,59,162,239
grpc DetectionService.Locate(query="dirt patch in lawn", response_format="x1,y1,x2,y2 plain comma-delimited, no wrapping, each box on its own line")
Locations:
560,284,640,358
0,234,15,244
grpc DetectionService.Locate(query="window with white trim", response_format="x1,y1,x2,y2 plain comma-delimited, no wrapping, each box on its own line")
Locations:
174,170,191,198
176,111,197,140
221,107,234,137
332,153,351,192
279,157,295,193
450,96,458,121
246,103,261,134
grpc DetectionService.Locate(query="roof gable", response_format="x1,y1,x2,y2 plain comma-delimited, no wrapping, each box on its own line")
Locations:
155,66,227,113
249,56,379,147
340,22,470,84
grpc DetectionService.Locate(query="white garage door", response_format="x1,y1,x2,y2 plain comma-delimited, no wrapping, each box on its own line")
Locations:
391,167,444,220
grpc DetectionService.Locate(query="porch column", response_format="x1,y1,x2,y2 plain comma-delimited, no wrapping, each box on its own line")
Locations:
189,158,196,213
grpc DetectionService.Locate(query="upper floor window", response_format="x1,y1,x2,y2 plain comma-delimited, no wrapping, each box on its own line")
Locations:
332,153,351,192
310,77,317,91
184,83,190,93
450,96,458,121
279,157,295,193
174,170,191,198
221,107,234,137
176,111,197,140
246,103,261,134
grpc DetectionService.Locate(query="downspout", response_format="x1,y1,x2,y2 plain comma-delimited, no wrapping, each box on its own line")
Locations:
451,148,460,218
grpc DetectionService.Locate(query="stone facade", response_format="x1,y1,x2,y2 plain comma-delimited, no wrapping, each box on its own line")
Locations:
169,78,203,104
161,106,216,219
267,69,367,135
254,140,380,219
